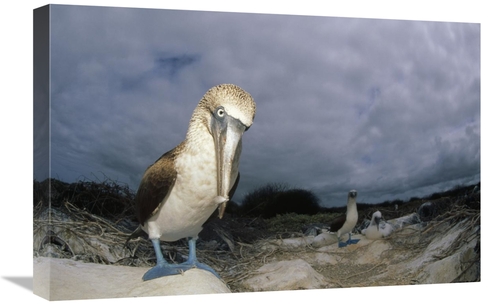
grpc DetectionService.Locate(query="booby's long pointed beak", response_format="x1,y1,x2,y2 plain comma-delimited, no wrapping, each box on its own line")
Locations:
211,110,247,218
376,217,380,231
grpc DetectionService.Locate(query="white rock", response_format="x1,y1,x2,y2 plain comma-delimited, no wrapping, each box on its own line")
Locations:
33,257,230,301
311,252,341,265
387,212,420,230
242,259,328,291
260,236,314,251
311,232,337,248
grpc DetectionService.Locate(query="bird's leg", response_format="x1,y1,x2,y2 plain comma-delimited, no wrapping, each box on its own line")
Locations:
142,238,190,281
347,232,360,245
152,238,167,265
185,237,198,263
183,237,221,279
338,234,348,248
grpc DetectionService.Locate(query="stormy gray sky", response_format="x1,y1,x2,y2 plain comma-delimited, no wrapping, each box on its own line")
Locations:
34,4,480,207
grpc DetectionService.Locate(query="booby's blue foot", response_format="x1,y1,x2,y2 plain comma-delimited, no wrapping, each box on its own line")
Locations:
338,233,360,248
348,238,360,244
142,237,220,281
345,233,360,246
143,262,193,281
143,262,220,281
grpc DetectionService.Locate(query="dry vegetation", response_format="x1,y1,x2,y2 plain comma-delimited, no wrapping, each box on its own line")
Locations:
33,178,480,291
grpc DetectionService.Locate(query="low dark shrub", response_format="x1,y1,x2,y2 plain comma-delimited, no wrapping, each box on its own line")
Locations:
238,183,321,218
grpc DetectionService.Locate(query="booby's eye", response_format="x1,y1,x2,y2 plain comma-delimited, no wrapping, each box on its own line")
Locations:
216,107,225,118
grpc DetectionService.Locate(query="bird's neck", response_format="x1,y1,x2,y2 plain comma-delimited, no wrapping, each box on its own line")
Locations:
346,199,357,213
184,116,213,152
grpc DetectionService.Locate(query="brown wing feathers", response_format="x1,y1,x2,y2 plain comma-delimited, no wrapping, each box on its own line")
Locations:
330,214,346,233
135,149,178,225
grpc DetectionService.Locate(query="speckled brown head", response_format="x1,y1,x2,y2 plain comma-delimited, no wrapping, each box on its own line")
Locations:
189,84,256,134
190,84,256,218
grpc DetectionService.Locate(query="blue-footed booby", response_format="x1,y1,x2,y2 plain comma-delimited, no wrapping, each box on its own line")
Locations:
130,84,256,281
364,210,394,239
329,190,360,247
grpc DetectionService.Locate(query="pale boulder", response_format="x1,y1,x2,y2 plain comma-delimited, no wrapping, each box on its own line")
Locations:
33,257,230,301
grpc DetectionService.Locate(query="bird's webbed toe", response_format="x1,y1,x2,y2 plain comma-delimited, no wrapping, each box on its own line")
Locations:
193,262,221,278
338,241,349,248
142,263,194,281
348,238,360,245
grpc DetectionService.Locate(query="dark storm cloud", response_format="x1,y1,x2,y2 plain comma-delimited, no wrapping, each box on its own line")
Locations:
42,5,480,206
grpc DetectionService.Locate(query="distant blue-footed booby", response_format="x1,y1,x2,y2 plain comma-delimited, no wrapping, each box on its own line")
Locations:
130,84,256,281
364,210,394,239
329,190,360,247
